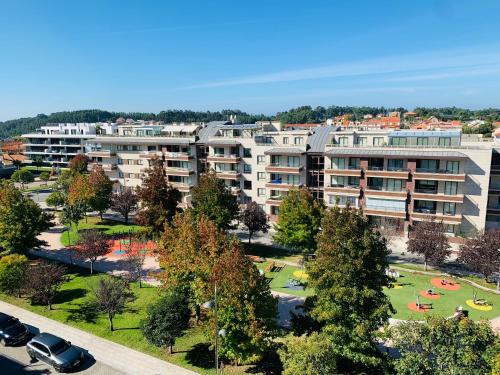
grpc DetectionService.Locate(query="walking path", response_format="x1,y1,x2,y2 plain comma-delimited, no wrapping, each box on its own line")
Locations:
0,300,197,375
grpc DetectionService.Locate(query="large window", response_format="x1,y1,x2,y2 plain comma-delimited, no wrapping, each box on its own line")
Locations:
391,137,407,146
287,156,299,167
331,157,346,169
365,198,406,212
417,159,439,172
415,180,438,193
417,137,429,146
414,200,436,213
373,137,384,146
439,137,451,147
331,176,359,187
443,202,456,215
338,137,348,146
444,181,458,195
349,158,360,169
368,177,384,190
329,195,357,206
356,137,367,146
387,159,404,171
445,161,460,174
214,147,224,156
386,179,404,191
294,137,303,145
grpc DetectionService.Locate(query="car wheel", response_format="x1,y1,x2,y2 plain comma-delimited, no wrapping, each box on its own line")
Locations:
55,366,63,373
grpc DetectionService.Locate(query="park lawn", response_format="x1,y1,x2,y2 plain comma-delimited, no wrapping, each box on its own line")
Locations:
384,270,500,321
255,261,314,298
244,242,302,264
60,216,144,247
0,265,255,375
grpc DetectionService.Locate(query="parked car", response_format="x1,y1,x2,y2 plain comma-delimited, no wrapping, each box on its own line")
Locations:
0,312,30,346
26,333,84,373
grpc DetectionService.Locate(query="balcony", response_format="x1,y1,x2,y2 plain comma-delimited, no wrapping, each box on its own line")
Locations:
364,186,407,200
413,168,465,182
88,162,117,172
207,154,240,163
164,167,193,176
265,163,303,174
412,190,464,203
324,184,361,195
87,149,115,158
412,209,462,224
489,183,500,193
169,182,191,192
364,205,407,219
139,151,162,159
265,196,287,205
265,180,303,190
229,186,241,195
163,151,193,161
364,167,409,179
324,166,362,177
215,170,241,180
487,204,500,214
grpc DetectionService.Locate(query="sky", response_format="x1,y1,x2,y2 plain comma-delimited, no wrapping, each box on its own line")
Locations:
1,0,500,121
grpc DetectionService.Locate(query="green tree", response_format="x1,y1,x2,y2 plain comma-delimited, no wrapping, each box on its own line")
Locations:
60,203,85,245
68,154,89,174
33,156,44,171
191,170,239,230
279,332,338,375
141,291,191,354
274,188,323,253
0,254,29,297
11,169,34,189
390,317,497,375
307,205,393,371
88,165,113,219
407,220,451,270
68,173,93,218
136,159,181,233
39,171,50,185
46,191,66,210
240,201,269,244
0,181,53,255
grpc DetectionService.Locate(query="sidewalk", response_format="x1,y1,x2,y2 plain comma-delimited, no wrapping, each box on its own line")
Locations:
0,300,198,375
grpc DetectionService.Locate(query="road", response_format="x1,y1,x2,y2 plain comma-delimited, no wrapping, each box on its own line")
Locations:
0,339,124,375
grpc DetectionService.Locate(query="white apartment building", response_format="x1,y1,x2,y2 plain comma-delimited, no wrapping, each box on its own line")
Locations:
22,123,117,166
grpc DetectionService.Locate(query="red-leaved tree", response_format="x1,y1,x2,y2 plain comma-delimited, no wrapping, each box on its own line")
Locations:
74,229,110,274
407,220,451,270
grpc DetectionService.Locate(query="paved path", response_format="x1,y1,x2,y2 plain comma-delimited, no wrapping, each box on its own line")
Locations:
0,301,197,375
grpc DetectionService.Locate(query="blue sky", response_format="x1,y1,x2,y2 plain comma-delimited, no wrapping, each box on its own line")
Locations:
1,0,500,120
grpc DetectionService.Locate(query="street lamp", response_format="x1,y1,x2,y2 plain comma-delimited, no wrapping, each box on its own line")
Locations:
203,282,226,374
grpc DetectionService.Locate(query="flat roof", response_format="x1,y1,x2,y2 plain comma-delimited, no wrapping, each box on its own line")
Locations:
325,148,468,158
264,147,305,155
87,137,193,145
389,130,461,137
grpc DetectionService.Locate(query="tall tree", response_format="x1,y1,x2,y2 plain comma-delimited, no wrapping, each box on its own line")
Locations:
46,191,66,210
60,203,85,245
68,154,89,174
74,229,110,274
0,254,29,297
11,169,34,189
274,188,323,253
111,188,138,223
39,171,50,186
33,156,44,171
136,159,181,233
124,239,147,287
88,165,113,219
0,181,53,255
390,317,497,375
240,201,270,244
459,228,500,289
191,170,239,230
307,205,393,371
141,291,191,354
68,173,93,217
25,261,67,310
407,220,451,270
93,276,135,332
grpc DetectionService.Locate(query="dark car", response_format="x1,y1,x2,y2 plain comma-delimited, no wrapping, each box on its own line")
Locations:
27,333,84,373
0,312,30,346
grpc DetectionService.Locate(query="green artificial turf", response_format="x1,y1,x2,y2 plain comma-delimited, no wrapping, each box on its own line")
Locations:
384,270,500,321
255,261,314,298
60,217,143,247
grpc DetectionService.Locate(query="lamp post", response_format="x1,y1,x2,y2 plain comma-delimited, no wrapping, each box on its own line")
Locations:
203,282,222,374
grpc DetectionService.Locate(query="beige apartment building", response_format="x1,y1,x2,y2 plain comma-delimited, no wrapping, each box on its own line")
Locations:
78,121,498,237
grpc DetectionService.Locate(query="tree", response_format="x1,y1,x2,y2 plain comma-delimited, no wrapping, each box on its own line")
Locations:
111,188,138,223
240,201,269,244
125,239,147,287
46,191,66,210
135,159,181,233
191,170,239,230
407,220,451,270
274,188,323,253
74,229,110,274
11,169,34,189
459,228,500,289
390,317,496,375
0,254,29,297
25,261,67,310
0,181,53,255
141,291,190,354
39,171,50,186
88,165,113,219
279,332,338,375
60,203,85,246
33,156,44,171
307,205,393,371
93,276,135,331
68,154,89,174
68,173,93,218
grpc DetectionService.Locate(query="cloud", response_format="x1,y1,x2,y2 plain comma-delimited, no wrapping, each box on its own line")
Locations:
184,47,500,89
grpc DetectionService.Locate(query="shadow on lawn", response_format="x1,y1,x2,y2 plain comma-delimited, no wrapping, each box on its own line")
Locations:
66,300,100,323
185,343,214,369
53,288,87,304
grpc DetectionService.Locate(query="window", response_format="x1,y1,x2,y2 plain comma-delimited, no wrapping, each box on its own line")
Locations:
285,175,300,185
368,177,384,190
356,137,367,146
214,147,224,156
415,180,438,193
349,158,360,169
329,195,356,206
443,202,456,215
257,172,266,181
283,137,289,144
338,136,348,146
373,137,384,146
348,176,360,186
244,180,252,190
417,159,439,172
417,137,429,146
444,181,458,195
287,156,299,167
243,148,252,158
294,137,303,145
443,224,456,234
391,137,407,146
365,197,406,212
117,158,123,165
257,188,265,196
387,159,404,171
414,200,436,213
243,165,252,174
331,157,346,169
445,161,460,174
258,204,265,210
118,171,124,178
439,137,451,147
257,155,265,165
148,146,157,151
386,179,404,192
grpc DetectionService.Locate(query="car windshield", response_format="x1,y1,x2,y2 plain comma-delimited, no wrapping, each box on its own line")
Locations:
0,317,19,330
49,340,70,355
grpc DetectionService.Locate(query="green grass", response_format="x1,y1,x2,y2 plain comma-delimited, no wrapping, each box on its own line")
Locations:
22,183,54,192
255,261,314,298
384,270,500,320
0,265,253,374
244,242,302,263
61,217,144,247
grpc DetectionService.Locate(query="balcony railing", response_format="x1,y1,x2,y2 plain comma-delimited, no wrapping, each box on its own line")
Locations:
268,163,301,168
414,188,438,194
330,165,360,170
365,205,406,212
329,184,360,188
415,168,459,174
413,208,437,214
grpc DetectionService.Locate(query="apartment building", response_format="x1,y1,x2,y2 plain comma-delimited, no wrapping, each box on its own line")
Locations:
20,120,496,237
22,123,116,166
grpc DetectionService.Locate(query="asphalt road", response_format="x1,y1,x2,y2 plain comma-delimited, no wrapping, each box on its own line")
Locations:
0,340,125,375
